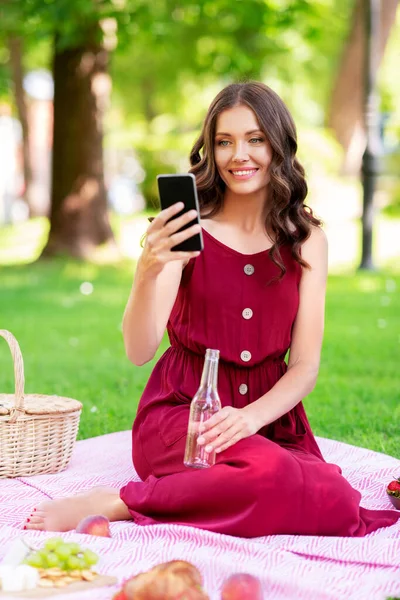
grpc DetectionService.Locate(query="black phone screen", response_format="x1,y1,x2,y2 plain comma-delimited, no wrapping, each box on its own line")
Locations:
157,173,203,252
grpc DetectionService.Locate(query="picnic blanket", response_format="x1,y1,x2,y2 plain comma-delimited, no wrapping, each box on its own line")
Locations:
0,431,399,600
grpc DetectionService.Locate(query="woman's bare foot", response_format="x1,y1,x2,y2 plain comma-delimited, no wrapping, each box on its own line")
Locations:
24,486,131,532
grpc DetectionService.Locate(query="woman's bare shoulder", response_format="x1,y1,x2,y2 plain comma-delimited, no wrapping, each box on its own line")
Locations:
301,226,328,272
302,225,327,251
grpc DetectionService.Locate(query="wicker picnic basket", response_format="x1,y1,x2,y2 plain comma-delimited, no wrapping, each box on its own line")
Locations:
0,330,83,478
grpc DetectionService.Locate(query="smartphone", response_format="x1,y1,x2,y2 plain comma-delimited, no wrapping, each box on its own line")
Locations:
157,173,204,252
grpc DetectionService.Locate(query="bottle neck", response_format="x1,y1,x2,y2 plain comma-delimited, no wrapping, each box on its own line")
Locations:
200,350,219,389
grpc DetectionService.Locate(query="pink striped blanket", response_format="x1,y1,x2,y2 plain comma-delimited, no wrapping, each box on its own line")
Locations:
0,431,399,599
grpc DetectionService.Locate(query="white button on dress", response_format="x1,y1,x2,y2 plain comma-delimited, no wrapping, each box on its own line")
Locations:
244,264,255,275
240,350,252,362
242,308,253,320
239,383,248,395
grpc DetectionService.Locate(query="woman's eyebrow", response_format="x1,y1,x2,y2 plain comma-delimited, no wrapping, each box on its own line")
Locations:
215,129,263,136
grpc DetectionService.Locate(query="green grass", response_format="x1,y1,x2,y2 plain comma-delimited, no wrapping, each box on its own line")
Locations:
0,216,399,458
0,257,399,457
0,259,163,440
308,273,400,457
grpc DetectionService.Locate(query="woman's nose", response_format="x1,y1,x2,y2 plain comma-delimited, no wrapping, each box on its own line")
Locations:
232,141,249,162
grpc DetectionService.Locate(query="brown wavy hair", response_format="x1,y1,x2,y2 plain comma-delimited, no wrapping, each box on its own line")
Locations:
189,81,322,278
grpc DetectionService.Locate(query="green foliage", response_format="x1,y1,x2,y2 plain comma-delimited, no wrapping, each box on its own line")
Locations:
379,14,400,218
0,0,358,208
379,12,400,116
1,0,128,48
0,0,354,121
107,0,354,206
2,0,399,213
109,0,353,124
137,148,178,210
380,147,400,218
381,180,400,218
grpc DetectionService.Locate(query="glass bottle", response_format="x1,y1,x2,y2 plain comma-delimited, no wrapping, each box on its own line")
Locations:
184,348,221,469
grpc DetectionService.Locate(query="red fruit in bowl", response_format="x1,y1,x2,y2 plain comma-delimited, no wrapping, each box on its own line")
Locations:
75,514,111,537
387,476,400,509
221,573,263,600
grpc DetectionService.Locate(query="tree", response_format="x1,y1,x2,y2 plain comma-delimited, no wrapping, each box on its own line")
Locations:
42,24,114,258
0,0,123,258
328,0,398,174
328,0,398,270
0,4,35,217
8,36,34,217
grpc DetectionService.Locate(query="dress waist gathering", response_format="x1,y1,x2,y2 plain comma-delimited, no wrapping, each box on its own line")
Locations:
168,342,287,371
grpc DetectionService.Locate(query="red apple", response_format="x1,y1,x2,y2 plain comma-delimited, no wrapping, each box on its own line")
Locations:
221,573,263,600
75,514,111,537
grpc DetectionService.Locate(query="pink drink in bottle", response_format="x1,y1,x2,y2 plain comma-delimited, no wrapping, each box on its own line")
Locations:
184,349,221,468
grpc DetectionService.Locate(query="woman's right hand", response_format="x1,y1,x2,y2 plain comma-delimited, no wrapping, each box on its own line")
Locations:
138,202,201,278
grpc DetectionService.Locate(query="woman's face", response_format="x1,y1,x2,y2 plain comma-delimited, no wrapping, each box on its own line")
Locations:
214,104,273,197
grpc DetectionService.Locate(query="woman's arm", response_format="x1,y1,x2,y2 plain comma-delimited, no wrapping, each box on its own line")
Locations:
123,261,186,366
122,203,200,366
197,226,328,453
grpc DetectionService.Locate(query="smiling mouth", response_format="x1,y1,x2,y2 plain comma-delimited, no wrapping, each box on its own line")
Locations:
229,168,259,179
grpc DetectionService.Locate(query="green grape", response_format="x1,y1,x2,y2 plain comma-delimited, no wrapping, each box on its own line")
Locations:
72,555,84,570
82,550,99,566
67,543,82,555
37,549,50,568
46,552,59,568
26,552,44,569
44,537,64,552
55,543,72,561
66,555,81,571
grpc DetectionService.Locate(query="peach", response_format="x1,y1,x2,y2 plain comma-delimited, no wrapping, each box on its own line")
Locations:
112,591,128,600
221,573,263,600
75,514,111,537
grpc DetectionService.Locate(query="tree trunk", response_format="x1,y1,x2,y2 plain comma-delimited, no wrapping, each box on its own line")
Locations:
8,36,35,217
41,28,114,259
328,0,398,174
360,0,381,270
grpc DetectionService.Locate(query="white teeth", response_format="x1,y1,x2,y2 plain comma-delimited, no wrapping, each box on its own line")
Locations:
231,170,257,176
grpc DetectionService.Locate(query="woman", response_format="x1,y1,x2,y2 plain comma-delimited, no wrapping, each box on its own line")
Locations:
25,82,399,536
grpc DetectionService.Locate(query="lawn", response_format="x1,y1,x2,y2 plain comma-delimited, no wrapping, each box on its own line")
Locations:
0,222,399,458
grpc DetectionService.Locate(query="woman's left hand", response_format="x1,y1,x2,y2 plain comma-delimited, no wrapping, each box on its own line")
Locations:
196,406,262,454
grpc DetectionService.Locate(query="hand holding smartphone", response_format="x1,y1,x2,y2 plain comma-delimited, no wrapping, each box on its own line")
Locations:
157,173,203,252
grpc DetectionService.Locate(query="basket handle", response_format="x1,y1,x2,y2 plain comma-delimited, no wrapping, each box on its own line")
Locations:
0,330,25,423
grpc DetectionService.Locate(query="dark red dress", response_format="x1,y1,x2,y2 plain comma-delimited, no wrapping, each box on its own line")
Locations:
120,228,399,537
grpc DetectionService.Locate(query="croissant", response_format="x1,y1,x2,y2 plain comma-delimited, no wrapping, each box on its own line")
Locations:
120,560,209,600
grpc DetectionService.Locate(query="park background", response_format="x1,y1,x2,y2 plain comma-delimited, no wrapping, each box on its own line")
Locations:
0,0,399,457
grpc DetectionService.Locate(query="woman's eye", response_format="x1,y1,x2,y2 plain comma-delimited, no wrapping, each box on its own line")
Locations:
217,140,230,146
249,137,264,144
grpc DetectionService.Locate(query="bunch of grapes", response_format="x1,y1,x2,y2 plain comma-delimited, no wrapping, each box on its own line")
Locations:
25,538,99,571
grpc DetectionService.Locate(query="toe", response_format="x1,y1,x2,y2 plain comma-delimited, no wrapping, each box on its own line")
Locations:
28,516,45,525
32,511,44,518
25,522,45,531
